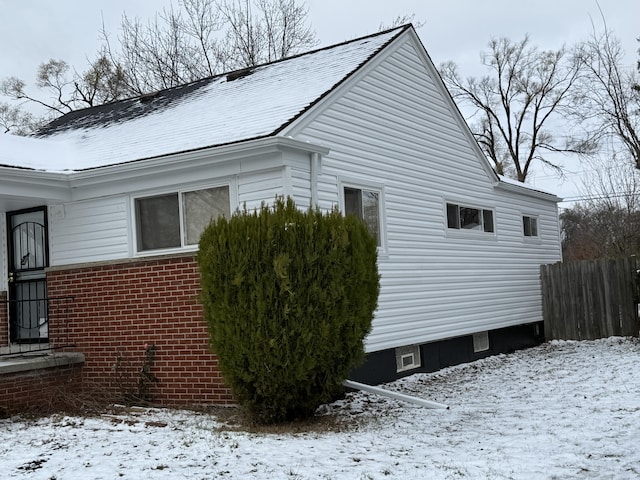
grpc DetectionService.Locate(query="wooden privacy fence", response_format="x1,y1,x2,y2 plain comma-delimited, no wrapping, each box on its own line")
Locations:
540,257,640,340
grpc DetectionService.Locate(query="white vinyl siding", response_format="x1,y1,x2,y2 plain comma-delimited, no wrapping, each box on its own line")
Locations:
290,167,312,209
37,31,562,356
48,196,130,266
290,37,561,352
237,168,286,211
46,167,289,266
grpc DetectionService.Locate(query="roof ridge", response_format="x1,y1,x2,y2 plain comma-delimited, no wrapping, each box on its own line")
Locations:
247,23,409,76
270,25,411,136
139,24,410,97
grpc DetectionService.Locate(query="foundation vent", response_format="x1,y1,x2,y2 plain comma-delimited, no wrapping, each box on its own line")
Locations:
473,331,490,352
395,345,421,372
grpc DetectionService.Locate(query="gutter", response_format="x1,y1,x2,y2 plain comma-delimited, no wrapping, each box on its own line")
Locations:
310,152,322,207
495,175,561,202
69,136,330,186
0,167,72,202
343,379,448,409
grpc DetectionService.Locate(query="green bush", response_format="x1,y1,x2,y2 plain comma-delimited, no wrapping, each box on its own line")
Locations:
197,197,379,423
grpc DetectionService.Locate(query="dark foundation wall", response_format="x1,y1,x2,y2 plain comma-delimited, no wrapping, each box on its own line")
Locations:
350,322,544,385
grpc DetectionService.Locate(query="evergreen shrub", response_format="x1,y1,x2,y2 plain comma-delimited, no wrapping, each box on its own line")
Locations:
197,197,379,423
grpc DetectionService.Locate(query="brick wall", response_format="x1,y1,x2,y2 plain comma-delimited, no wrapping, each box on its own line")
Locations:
46,255,234,406
0,291,7,347
0,364,83,416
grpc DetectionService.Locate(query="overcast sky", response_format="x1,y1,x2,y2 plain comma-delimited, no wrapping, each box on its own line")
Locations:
0,0,638,201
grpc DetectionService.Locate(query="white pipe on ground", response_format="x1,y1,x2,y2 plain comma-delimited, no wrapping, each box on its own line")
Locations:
343,379,448,409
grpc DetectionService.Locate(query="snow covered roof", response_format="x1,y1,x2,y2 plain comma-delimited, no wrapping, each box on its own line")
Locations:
496,174,560,201
0,133,74,172
14,25,407,173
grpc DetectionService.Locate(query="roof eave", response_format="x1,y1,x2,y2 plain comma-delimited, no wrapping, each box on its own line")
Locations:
69,136,329,183
0,136,329,206
0,167,72,204
495,178,561,202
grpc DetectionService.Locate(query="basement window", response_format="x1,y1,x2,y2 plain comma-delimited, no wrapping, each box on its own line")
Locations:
395,345,421,372
135,185,230,252
473,331,490,353
447,203,494,233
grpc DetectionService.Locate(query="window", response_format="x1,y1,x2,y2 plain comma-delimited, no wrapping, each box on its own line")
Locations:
135,185,230,252
395,345,421,372
183,187,231,245
135,193,180,251
447,203,494,233
344,186,381,246
523,215,538,237
473,331,490,353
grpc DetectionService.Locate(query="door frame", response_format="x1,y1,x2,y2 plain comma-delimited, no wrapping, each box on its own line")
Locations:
6,206,49,344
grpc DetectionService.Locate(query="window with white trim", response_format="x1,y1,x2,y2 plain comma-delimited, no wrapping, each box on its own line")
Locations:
447,203,494,233
135,185,230,252
523,215,538,237
344,186,381,246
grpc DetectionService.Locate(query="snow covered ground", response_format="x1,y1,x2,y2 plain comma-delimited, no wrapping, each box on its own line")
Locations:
2,337,639,479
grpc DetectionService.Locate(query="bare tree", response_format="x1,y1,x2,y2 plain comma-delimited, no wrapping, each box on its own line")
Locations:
2,60,74,117
439,36,591,182
217,0,265,68
378,14,425,31
561,205,612,260
571,20,640,169
103,2,223,95
1,54,128,120
561,157,640,260
1,0,317,133
0,102,37,135
102,0,317,95
257,0,316,61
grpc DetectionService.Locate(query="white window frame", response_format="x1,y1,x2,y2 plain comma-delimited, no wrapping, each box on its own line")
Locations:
445,201,496,235
131,181,235,256
338,178,387,253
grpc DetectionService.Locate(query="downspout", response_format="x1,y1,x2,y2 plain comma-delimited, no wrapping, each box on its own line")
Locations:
343,379,448,409
310,152,320,207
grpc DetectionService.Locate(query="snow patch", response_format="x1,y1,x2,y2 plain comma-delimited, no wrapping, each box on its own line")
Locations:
2,337,639,479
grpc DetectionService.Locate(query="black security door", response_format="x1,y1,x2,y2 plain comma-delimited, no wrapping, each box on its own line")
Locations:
7,207,49,343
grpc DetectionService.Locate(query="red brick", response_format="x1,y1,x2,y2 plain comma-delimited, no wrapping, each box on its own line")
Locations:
0,364,83,414
45,255,234,406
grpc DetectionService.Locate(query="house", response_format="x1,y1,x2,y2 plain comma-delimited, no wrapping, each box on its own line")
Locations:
0,25,561,407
